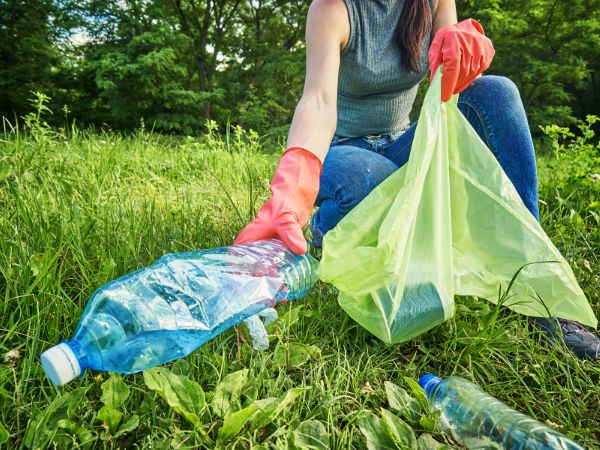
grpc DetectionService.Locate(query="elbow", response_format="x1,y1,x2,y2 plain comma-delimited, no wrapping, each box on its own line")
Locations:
298,93,337,128
299,91,336,113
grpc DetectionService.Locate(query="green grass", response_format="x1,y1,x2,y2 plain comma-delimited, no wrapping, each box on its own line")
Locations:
0,118,598,449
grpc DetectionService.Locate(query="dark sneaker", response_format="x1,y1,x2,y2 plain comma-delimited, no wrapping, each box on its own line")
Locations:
530,317,600,360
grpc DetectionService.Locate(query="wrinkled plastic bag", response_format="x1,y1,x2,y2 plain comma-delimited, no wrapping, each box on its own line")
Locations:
243,307,278,350
319,68,597,344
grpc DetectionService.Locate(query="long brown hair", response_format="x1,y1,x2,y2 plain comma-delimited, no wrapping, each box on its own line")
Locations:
395,0,433,71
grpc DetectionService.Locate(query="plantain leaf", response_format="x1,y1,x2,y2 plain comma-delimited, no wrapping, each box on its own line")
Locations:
358,412,399,450
251,387,308,429
384,381,422,423
100,374,130,408
143,367,206,427
217,404,258,442
273,343,321,369
292,420,330,450
114,415,140,437
417,433,450,449
380,408,417,449
97,404,123,434
57,419,96,449
211,369,249,418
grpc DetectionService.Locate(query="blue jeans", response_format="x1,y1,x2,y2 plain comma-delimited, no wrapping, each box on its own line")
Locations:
311,75,540,247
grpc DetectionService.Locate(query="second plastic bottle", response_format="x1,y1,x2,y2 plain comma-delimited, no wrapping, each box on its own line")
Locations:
419,374,585,450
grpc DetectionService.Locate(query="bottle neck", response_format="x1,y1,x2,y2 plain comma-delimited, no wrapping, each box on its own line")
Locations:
237,240,320,299
419,374,443,401
279,252,320,299
66,339,88,370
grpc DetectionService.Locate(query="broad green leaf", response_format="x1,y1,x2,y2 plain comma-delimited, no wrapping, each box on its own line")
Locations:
211,369,249,418
100,374,130,408
292,420,330,450
23,387,88,449
402,377,430,411
417,433,449,450
97,404,123,434
358,412,398,450
242,381,259,403
274,305,304,331
170,430,203,449
217,404,258,442
248,398,278,429
171,359,192,377
251,387,308,429
419,409,441,432
114,415,140,437
143,367,206,427
57,419,95,449
0,423,9,445
384,381,422,422
273,343,321,369
380,409,417,449
45,387,88,427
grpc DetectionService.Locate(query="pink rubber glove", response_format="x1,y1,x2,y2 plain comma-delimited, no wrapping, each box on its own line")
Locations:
234,147,322,255
428,18,495,102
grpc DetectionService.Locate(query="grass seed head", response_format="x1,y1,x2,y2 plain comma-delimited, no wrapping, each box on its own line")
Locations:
4,349,21,366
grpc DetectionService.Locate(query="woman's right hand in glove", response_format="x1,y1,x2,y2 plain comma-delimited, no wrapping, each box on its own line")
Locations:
234,146,322,255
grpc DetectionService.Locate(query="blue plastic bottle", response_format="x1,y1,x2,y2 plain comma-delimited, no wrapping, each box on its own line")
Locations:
419,374,585,450
41,240,319,385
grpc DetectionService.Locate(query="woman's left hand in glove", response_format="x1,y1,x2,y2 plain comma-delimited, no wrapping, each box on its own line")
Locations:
428,18,495,102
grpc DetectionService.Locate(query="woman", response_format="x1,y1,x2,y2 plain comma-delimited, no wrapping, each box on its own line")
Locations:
235,0,599,359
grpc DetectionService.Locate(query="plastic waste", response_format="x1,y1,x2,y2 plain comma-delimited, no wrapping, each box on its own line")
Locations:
319,66,597,344
419,374,585,450
40,240,319,386
244,307,279,351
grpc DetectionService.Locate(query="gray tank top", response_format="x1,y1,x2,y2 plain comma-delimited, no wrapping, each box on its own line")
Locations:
336,0,433,138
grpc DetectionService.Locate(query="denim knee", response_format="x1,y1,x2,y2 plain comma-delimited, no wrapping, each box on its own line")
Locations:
312,145,398,243
316,145,398,211
461,75,523,111
458,75,539,220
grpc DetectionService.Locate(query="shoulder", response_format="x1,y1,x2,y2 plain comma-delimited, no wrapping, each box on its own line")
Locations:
309,0,347,17
433,0,446,15
307,0,350,49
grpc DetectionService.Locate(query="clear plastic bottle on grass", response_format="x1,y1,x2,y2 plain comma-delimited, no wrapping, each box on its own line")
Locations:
419,374,585,450
41,240,319,385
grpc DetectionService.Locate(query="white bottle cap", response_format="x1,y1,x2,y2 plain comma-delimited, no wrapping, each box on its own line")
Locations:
40,343,82,386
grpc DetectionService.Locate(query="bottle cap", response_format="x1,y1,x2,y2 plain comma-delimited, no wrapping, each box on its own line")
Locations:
41,342,82,386
418,373,442,399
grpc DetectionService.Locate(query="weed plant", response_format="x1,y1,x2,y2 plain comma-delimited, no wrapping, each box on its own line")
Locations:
0,101,598,448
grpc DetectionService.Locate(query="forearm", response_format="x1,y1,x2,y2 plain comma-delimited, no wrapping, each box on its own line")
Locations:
286,93,337,163
433,0,457,33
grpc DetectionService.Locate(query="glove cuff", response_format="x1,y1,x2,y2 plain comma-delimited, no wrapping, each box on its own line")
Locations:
267,146,322,227
457,18,485,35
282,146,323,177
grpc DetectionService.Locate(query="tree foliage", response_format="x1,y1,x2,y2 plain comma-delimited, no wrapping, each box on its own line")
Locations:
458,0,600,128
1,0,598,137
0,0,62,119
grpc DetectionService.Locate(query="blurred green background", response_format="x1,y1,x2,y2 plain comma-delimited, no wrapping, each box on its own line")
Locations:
1,0,599,138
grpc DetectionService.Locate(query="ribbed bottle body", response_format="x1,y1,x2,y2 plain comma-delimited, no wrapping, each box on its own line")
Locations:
431,377,585,450
68,240,318,374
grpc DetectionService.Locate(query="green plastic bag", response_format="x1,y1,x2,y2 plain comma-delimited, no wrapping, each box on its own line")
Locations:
319,69,597,344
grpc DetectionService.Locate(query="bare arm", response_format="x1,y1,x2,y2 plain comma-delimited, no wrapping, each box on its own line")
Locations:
286,0,349,162
433,0,457,33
